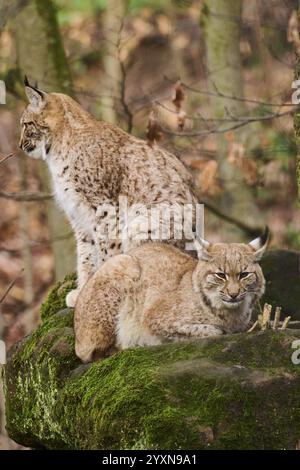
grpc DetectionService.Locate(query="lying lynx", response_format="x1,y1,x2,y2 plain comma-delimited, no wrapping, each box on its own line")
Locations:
19,80,198,308
74,230,269,363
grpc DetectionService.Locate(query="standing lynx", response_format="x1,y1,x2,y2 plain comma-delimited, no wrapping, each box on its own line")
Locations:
19,80,198,307
74,230,269,363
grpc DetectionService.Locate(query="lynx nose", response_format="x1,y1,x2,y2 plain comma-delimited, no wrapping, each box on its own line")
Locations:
229,292,239,300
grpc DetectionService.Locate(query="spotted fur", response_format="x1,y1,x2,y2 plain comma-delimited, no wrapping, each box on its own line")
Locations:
74,236,268,363
20,84,198,306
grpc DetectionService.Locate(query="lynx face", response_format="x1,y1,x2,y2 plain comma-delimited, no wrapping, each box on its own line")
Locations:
19,117,52,160
19,84,61,160
194,231,268,311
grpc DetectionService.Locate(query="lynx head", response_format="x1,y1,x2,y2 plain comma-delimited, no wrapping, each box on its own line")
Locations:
19,77,56,159
193,228,269,311
19,77,88,160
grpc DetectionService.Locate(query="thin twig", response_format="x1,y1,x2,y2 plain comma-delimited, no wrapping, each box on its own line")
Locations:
0,190,52,202
0,231,73,253
164,77,297,108
160,108,295,138
0,268,24,304
247,320,259,333
183,79,294,105
281,316,291,330
155,99,285,123
261,303,272,330
117,17,133,133
273,306,281,329
0,153,15,166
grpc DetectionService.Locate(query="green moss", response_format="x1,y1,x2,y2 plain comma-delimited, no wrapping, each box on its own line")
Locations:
5,309,80,448
4,309,300,449
15,310,74,364
40,273,76,321
6,262,300,451
6,267,300,450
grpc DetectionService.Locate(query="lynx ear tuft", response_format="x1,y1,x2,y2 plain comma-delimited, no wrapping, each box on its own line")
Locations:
24,76,46,110
194,237,212,261
249,226,270,261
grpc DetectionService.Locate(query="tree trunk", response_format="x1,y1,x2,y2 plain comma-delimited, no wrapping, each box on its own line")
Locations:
204,0,261,240
13,0,75,280
101,0,128,128
295,5,300,199
0,0,29,31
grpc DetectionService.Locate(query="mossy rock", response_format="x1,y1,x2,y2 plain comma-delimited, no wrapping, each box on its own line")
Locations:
4,249,300,450
40,273,76,321
4,294,300,449
261,249,300,320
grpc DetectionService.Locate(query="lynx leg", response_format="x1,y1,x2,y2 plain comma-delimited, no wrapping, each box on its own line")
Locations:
66,231,96,308
74,277,121,363
145,305,224,341
155,321,224,340
75,254,141,363
93,209,123,266
170,322,224,339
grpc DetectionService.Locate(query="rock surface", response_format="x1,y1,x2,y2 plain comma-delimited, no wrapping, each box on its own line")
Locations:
4,249,300,450
261,250,300,320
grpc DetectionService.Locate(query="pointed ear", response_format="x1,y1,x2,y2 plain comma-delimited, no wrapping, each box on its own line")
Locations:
24,77,46,110
249,226,270,261
194,237,212,261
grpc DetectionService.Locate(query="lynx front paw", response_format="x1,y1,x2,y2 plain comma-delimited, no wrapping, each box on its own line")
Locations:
66,288,80,308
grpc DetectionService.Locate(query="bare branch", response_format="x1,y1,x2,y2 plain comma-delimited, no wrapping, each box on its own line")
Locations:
178,80,297,108
117,17,133,133
0,190,53,202
0,153,16,166
161,108,295,138
0,231,73,254
155,99,295,124
198,194,262,237
119,59,133,132
0,268,24,304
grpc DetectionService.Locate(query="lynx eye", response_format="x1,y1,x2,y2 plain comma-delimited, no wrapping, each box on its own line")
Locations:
215,272,227,280
239,272,250,279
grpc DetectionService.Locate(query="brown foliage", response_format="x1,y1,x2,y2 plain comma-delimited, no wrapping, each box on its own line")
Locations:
146,110,163,147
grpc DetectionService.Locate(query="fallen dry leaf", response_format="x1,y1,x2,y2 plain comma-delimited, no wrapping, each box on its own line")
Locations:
197,160,221,196
146,110,163,147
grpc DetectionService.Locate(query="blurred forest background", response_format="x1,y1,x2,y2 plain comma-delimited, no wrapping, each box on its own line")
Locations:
0,0,299,449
